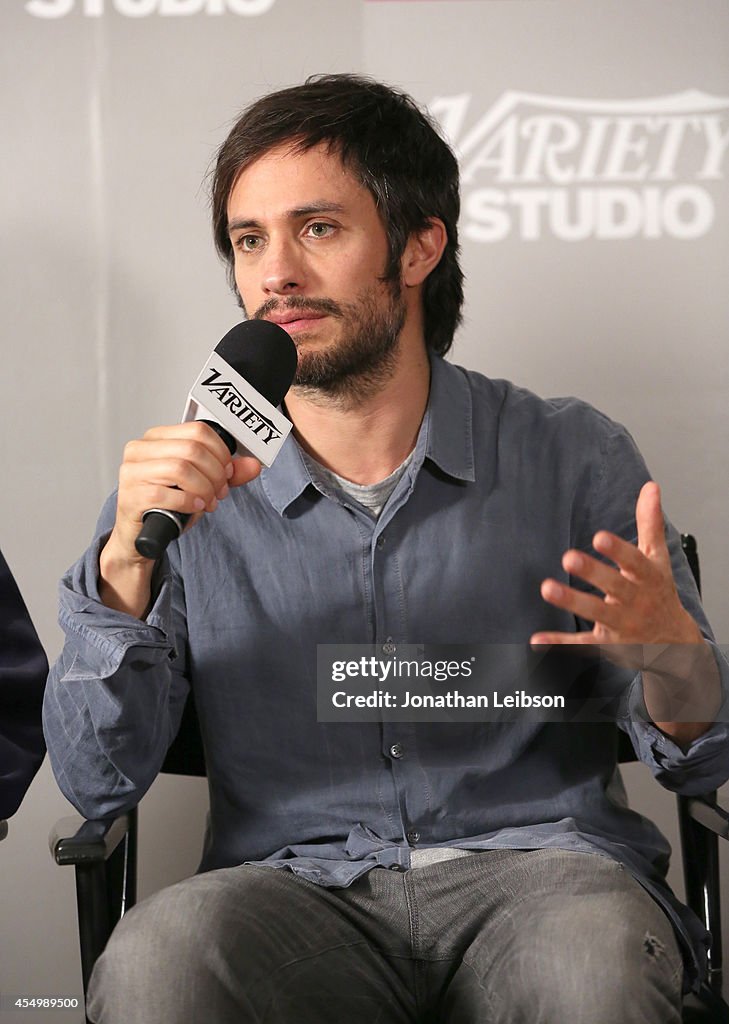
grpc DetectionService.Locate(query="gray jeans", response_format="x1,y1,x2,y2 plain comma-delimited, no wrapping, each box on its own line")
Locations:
87,848,684,1023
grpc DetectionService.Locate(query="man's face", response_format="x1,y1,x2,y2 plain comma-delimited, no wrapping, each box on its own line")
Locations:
226,143,406,399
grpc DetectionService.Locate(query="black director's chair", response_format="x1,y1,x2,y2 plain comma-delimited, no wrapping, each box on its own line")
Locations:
51,535,729,1022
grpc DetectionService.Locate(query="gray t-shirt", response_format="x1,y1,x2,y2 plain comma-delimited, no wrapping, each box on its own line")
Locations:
300,447,416,518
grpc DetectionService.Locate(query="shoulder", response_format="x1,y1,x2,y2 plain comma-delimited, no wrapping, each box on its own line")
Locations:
450,360,633,448
434,359,650,524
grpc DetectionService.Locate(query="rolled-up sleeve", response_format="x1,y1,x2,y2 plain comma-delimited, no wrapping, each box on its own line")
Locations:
622,641,729,795
42,496,189,819
583,421,729,794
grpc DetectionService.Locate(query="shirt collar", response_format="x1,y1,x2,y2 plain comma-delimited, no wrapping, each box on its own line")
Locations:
260,430,313,516
422,354,475,483
261,354,475,516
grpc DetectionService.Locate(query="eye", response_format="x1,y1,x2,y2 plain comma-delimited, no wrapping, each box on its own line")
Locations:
306,222,335,239
237,234,262,253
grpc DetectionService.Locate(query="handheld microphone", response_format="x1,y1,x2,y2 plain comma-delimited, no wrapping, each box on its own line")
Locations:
134,319,297,561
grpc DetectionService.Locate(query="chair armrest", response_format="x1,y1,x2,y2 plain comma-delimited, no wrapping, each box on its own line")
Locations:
50,814,130,865
686,796,729,841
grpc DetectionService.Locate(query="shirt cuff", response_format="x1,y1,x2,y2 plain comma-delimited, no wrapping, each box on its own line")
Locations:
625,641,729,793
58,532,176,679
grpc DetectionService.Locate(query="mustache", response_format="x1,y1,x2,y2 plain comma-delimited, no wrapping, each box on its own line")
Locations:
253,296,344,320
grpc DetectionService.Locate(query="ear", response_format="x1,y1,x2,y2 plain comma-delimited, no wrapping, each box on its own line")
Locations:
401,218,448,288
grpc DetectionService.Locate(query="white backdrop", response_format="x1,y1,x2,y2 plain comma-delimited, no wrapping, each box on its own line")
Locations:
2,2,728,1019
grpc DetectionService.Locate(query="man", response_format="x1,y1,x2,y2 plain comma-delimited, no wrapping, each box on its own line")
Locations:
1,547,47,823
44,75,729,1023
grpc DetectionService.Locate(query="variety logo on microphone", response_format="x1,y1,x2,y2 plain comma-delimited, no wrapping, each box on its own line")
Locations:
26,0,275,17
199,368,283,446
429,90,729,242
183,350,292,467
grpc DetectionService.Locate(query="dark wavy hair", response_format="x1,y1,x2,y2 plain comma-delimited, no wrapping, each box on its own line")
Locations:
210,74,463,357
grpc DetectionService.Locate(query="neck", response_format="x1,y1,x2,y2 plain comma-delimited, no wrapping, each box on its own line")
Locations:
285,337,431,485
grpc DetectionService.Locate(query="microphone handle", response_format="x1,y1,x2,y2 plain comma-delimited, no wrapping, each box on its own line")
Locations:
134,420,237,561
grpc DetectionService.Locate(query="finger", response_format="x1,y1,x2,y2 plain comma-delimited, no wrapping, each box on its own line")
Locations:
120,458,223,515
124,438,232,499
141,422,236,472
530,630,599,646
229,456,262,488
540,578,623,631
124,455,222,504
591,531,653,583
635,481,670,565
529,636,650,675
125,482,215,521
561,549,635,604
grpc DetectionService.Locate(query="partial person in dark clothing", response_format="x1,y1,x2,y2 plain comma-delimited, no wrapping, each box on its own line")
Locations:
0,548,47,819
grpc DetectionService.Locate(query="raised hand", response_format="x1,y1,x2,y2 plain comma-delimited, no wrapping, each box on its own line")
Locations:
530,482,702,650
531,481,719,742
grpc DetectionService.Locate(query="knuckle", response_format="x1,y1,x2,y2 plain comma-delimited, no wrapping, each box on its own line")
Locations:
187,421,212,442
179,440,197,462
182,439,207,463
144,485,168,510
171,457,198,485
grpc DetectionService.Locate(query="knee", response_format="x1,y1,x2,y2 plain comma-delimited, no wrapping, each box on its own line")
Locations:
86,867,316,1023
86,878,232,1023
95,884,198,977
491,912,683,1023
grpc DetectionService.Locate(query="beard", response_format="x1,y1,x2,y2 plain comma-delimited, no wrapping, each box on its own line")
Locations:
245,280,406,404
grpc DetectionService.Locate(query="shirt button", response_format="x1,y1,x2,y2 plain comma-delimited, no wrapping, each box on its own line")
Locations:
389,863,403,871
389,742,404,759
406,830,420,845
382,638,396,654
377,535,386,549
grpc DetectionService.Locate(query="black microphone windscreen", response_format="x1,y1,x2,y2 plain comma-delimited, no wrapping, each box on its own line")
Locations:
215,320,297,406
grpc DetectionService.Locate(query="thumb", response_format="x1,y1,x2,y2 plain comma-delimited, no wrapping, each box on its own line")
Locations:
229,455,262,488
636,481,668,564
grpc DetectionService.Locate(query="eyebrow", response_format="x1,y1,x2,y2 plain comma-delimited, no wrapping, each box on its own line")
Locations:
227,201,347,236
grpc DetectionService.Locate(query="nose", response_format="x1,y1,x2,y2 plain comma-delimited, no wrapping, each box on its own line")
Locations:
261,235,305,296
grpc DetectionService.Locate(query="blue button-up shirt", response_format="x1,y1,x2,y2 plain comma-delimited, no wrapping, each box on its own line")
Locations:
43,356,729,989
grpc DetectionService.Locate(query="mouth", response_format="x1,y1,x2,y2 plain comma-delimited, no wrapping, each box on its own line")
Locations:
265,313,327,335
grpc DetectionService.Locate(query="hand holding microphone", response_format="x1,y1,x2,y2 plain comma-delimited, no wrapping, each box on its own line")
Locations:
99,320,296,618
135,319,297,559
